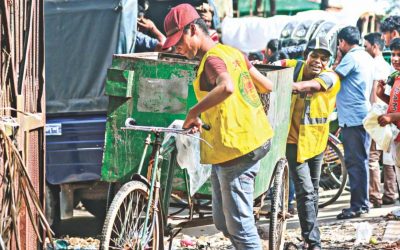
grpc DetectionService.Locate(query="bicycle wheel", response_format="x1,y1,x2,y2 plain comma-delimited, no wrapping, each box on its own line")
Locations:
318,139,348,208
101,180,162,250
269,159,289,250
0,236,5,250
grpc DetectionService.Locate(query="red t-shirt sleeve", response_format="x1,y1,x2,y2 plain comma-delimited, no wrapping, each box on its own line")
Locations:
200,56,227,91
200,55,252,92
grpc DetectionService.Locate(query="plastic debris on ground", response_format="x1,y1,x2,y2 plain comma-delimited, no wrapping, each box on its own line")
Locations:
284,217,400,249
387,208,400,220
45,236,99,250
354,222,373,245
169,233,234,250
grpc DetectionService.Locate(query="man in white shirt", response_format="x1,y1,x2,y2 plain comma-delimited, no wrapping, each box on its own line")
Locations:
364,32,398,207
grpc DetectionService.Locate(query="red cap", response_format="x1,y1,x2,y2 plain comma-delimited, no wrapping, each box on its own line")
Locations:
162,4,200,50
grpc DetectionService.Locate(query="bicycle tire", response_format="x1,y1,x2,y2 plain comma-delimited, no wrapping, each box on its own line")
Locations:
318,139,348,208
269,159,289,250
0,236,5,250
101,180,162,250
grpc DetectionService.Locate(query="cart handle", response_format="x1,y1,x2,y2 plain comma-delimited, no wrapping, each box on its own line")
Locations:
122,118,213,148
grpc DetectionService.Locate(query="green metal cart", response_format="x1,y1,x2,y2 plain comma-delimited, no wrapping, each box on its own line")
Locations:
101,52,293,250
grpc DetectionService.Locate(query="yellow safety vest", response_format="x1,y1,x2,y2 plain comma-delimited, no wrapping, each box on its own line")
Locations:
287,59,340,162
193,44,274,164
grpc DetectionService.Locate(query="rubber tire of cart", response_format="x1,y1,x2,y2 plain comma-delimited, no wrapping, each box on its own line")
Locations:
269,158,289,250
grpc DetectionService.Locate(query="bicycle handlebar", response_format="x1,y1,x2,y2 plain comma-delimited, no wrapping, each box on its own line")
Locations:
124,118,210,133
122,118,213,147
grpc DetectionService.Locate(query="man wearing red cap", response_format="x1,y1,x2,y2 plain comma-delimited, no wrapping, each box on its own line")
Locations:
163,4,275,249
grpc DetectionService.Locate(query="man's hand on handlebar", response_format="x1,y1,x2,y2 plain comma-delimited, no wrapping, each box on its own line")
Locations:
183,110,203,134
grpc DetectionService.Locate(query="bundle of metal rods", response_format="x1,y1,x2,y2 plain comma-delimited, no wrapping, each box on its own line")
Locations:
0,127,53,250
0,0,47,247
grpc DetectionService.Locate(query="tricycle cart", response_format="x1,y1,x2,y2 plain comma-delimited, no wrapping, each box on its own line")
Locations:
100,52,294,250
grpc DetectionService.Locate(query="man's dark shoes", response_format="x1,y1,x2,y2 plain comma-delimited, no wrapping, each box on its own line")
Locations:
382,196,396,205
370,199,382,208
337,208,359,219
337,208,369,220
357,208,369,215
372,202,382,208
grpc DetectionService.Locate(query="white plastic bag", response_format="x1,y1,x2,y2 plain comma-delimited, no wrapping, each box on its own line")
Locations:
354,222,373,245
363,103,399,152
163,120,211,196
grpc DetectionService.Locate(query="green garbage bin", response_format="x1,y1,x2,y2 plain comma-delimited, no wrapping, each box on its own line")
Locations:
102,53,198,182
102,52,293,199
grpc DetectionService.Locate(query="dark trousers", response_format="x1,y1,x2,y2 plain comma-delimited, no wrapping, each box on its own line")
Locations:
342,125,371,212
286,144,323,248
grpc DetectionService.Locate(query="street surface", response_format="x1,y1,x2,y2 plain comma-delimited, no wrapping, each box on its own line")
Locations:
50,189,400,249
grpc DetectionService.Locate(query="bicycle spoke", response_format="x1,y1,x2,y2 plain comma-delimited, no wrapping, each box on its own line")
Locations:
128,191,143,235
118,192,135,243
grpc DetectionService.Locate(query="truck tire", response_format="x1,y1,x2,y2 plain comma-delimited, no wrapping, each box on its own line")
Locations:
45,183,60,234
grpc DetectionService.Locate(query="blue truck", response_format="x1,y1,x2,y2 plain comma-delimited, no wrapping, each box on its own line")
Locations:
44,0,137,227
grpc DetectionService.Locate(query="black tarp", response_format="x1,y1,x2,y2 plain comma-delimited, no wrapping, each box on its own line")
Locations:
45,0,137,113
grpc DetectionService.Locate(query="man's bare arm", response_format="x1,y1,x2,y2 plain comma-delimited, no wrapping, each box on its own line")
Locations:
376,80,390,104
292,79,322,92
248,67,274,93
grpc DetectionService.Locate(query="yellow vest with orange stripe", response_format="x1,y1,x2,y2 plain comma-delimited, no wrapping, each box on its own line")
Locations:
194,44,274,164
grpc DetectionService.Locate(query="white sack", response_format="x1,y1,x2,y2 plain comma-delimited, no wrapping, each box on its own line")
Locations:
363,103,399,152
163,120,211,196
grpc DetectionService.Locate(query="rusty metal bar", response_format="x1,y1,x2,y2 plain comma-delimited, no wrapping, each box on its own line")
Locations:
18,0,33,95
1,0,18,107
0,0,46,248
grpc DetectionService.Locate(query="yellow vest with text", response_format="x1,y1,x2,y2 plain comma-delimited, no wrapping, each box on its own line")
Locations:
286,59,340,163
194,44,274,164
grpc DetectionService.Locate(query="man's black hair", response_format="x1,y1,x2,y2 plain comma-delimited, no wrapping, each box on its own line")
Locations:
248,51,264,61
337,26,360,45
390,37,400,51
183,18,209,36
364,32,385,51
266,39,280,53
268,51,289,63
381,16,400,33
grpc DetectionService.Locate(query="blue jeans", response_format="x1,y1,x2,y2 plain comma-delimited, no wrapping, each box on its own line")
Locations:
286,144,322,248
211,161,262,250
341,125,371,212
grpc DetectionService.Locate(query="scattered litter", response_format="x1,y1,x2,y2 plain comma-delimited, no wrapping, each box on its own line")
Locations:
45,236,99,250
170,233,233,250
285,218,391,249
354,222,373,245
384,209,400,220
391,208,400,220
180,236,196,247
370,237,378,245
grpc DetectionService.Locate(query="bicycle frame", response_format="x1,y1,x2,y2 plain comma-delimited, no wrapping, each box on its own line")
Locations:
138,132,163,247
120,121,211,249
126,128,184,249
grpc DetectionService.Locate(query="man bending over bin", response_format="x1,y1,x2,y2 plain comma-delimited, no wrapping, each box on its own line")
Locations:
162,4,275,249
274,37,340,250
